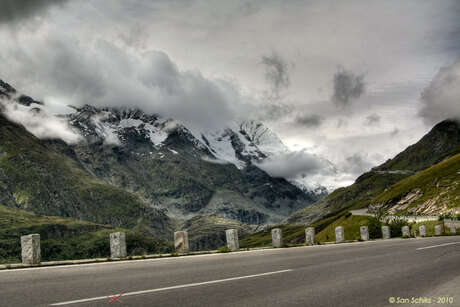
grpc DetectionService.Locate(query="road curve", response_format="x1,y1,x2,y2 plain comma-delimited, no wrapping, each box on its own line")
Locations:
1,236,459,306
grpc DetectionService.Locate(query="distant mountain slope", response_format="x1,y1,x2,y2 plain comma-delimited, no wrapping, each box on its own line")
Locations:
285,119,460,225
0,79,324,251
0,114,171,237
369,153,460,215
62,105,320,225
376,119,460,171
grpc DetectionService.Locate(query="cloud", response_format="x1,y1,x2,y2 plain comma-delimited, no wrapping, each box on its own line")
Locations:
342,152,373,177
1,34,252,132
255,150,331,180
1,0,459,191
261,52,291,93
332,69,365,107
0,98,82,144
0,0,67,25
294,113,325,128
336,118,348,128
419,55,460,125
258,96,294,121
201,155,230,165
390,127,399,137
363,114,380,126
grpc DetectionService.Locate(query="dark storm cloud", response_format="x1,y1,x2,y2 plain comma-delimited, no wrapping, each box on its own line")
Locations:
294,113,325,128
0,0,67,24
261,53,291,93
363,114,380,126
332,69,365,107
419,55,460,125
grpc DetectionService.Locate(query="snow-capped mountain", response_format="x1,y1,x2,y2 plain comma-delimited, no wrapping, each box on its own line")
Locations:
57,103,327,195
0,79,327,250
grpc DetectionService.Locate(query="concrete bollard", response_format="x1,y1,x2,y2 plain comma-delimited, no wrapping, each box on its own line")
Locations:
271,228,283,247
21,234,40,265
110,232,127,258
382,226,391,239
450,226,456,234
305,227,315,245
360,226,369,241
419,225,427,237
402,226,410,237
434,225,442,236
335,226,345,243
174,231,189,253
225,229,239,251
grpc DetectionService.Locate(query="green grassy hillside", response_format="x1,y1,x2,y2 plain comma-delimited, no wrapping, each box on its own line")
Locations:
284,120,460,227
0,115,171,237
370,153,460,215
0,205,171,264
240,215,372,247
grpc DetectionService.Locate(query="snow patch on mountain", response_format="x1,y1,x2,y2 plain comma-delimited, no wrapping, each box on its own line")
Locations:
239,120,287,154
200,129,247,169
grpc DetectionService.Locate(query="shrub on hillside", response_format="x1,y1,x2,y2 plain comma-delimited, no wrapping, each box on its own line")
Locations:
368,216,382,239
387,218,409,238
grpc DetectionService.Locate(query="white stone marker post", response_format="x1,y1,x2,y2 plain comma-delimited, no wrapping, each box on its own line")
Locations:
110,232,127,258
419,225,427,237
360,226,369,241
335,226,345,243
305,227,315,245
382,226,391,239
402,226,410,237
21,234,40,265
450,226,456,234
272,228,283,247
225,229,239,251
174,231,189,253
434,225,442,236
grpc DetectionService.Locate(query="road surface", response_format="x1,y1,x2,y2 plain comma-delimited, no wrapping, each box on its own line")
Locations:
1,236,459,306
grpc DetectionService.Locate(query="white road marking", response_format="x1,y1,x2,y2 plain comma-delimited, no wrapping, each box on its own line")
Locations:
416,241,460,250
49,269,293,306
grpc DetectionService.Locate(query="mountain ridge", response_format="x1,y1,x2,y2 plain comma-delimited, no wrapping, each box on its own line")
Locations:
284,118,460,225
0,79,324,251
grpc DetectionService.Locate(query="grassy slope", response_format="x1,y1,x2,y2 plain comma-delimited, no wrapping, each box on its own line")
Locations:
240,225,306,248
239,216,457,247
284,173,409,227
370,153,460,213
284,120,460,228
0,115,170,236
240,215,372,247
315,215,372,242
184,214,254,251
0,205,172,264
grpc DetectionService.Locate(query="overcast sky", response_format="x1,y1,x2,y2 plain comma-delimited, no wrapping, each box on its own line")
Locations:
1,0,460,190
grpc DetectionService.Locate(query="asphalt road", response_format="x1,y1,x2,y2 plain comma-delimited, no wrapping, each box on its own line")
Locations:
1,236,459,307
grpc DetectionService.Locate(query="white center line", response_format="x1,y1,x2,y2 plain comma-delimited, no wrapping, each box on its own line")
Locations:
416,241,460,250
49,269,293,306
